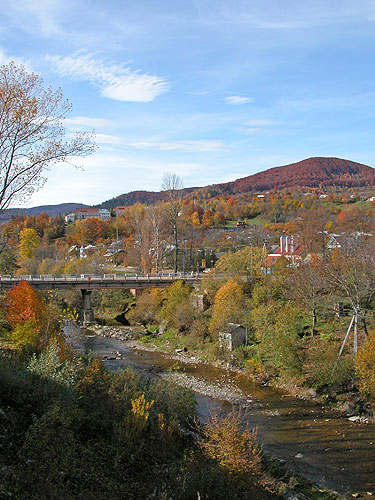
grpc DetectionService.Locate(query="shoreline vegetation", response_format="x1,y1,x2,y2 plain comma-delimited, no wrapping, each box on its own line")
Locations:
0,341,341,500
0,310,343,500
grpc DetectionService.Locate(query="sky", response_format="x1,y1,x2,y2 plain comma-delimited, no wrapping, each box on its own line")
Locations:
1,0,375,207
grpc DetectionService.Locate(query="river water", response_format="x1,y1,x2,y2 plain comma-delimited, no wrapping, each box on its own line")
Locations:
82,333,375,498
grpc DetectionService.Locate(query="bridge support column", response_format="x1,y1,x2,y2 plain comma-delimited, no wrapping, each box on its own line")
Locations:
80,289,94,324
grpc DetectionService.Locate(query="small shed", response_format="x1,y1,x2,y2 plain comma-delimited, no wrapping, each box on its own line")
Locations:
191,293,209,312
219,323,247,351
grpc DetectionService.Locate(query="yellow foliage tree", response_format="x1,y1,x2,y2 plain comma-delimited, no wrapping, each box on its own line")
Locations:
201,412,262,477
209,278,244,335
18,227,39,259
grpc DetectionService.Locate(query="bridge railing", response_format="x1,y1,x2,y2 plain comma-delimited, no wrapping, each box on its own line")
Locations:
0,272,203,282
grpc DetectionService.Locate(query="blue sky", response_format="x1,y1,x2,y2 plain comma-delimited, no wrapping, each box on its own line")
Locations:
1,0,375,206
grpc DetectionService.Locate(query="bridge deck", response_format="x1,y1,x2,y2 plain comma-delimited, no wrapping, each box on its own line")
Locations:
0,273,202,290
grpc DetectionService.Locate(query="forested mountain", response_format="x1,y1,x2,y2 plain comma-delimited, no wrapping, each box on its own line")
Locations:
97,188,198,210
221,157,375,194
4,157,374,217
100,157,375,208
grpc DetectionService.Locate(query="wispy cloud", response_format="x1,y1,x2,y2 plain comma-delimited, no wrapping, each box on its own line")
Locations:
240,128,261,135
0,46,29,68
224,95,253,105
45,52,170,102
64,116,112,129
128,140,227,153
245,119,276,126
96,134,124,145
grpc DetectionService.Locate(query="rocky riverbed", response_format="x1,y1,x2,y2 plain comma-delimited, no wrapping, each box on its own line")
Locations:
79,325,375,497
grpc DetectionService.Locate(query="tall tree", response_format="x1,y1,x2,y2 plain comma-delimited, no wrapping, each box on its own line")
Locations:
0,62,95,212
209,278,245,336
161,172,183,273
284,258,325,335
18,227,40,260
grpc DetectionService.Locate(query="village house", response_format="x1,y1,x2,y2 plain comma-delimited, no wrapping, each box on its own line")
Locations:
113,206,127,216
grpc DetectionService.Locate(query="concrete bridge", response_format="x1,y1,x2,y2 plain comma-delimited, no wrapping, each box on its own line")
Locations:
0,273,202,323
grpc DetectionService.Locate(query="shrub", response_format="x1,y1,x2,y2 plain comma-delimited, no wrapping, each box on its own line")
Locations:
28,339,85,388
304,335,353,393
201,411,262,478
356,332,375,408
11,319,40,351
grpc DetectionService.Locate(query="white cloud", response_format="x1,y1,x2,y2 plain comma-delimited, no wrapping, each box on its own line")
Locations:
64,116,112,129
96,134,124,145
224,95,254,105
0,47,29,68
45,52,170,102
128,140,227,153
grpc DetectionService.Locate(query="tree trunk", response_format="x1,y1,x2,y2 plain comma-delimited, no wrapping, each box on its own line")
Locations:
174,222,178,273
354,311,358,356
311,306,316,336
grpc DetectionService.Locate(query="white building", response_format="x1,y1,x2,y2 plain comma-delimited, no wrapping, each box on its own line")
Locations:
65,208,111,223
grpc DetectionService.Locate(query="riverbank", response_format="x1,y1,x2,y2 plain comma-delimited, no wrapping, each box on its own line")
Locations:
84,326,349,500
87,324,358,412
83,324,375,499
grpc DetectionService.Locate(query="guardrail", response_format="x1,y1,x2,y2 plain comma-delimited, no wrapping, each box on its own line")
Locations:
0,272,203,282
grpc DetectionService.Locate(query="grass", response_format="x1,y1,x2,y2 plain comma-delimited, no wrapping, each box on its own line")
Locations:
246,214,269,226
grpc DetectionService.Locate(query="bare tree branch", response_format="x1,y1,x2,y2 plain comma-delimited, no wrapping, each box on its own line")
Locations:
0,62,96,212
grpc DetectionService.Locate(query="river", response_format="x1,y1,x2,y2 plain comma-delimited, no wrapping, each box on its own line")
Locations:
81,333,375,498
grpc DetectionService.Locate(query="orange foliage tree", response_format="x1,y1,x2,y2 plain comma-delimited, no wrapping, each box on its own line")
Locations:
3,281,47,350
4,281,45,329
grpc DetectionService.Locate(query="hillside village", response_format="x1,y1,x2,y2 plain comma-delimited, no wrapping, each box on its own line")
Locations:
3,3,375,497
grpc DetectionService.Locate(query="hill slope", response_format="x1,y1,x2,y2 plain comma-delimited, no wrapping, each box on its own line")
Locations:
224,157,375,194
99,157,375,208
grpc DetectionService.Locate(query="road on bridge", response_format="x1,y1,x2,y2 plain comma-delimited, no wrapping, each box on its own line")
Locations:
0,273,203,291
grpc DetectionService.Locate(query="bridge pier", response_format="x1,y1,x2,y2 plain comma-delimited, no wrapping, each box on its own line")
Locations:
80,289,95,324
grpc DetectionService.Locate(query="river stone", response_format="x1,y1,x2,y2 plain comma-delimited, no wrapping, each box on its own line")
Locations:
294,453,304,459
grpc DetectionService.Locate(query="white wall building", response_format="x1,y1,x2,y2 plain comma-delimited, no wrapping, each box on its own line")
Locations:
65,208,111,223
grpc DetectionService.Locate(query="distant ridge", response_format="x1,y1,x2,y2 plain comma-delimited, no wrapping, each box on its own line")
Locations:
0,203,90,222
99,157,375,208
97,187,198,210
2,158,374,219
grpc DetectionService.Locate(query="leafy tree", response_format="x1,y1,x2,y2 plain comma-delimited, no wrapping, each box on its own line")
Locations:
203,247,265,302
209,278,245,335
251,303,304,378
0,247,17,274
160,280,193,331
18,227,40,259
127,288,165,327
0,62,95,211
4,280,45,330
